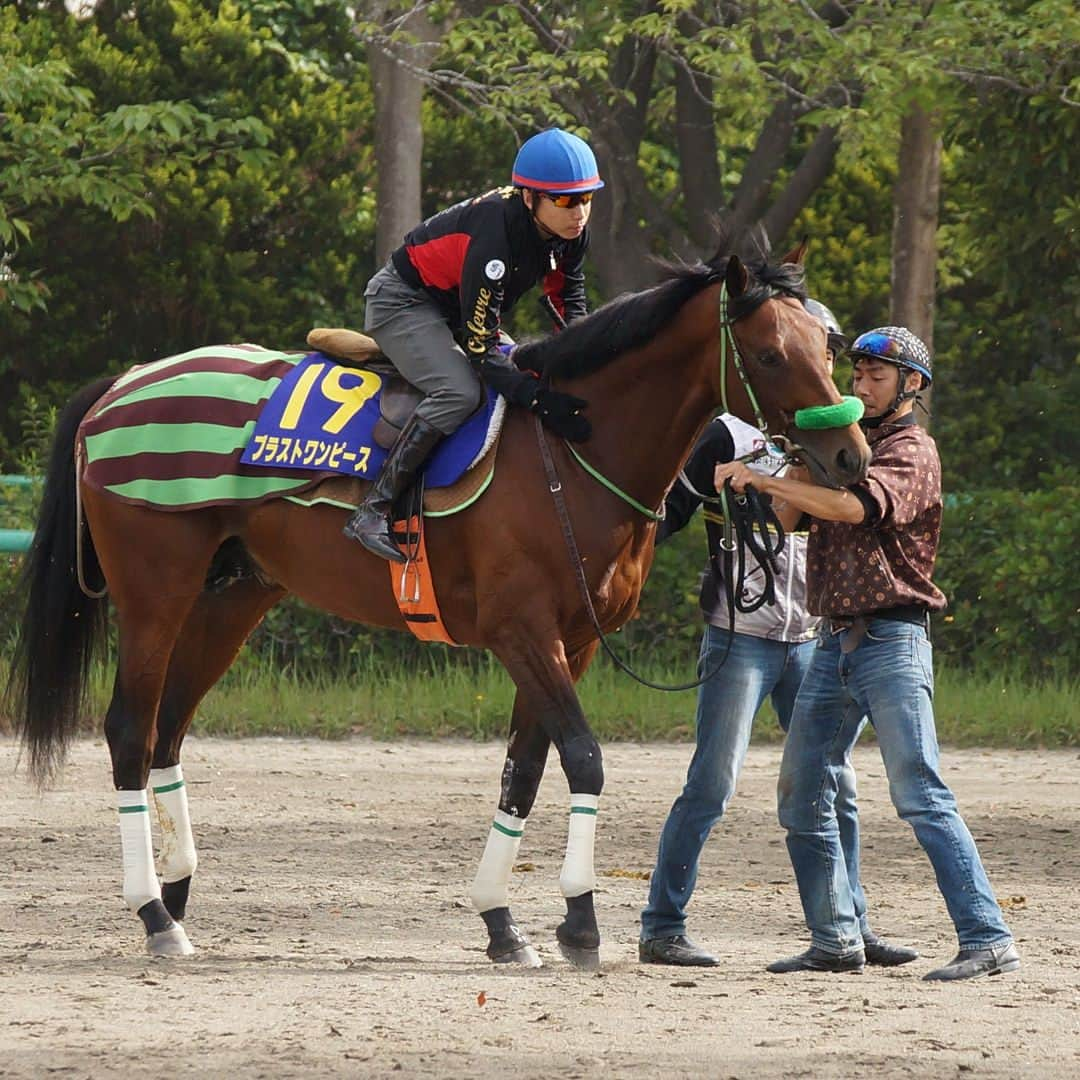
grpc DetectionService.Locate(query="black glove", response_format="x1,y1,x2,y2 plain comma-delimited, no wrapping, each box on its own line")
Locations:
532,387,591,442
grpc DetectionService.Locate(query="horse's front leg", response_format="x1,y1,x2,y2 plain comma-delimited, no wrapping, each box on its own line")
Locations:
470,700,550,968
485,639,603,969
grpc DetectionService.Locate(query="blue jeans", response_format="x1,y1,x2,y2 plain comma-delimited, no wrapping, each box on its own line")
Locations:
641,625,868,940
778,619,1013,955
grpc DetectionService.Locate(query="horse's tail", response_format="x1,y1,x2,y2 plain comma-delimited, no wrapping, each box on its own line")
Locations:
4,376,118,784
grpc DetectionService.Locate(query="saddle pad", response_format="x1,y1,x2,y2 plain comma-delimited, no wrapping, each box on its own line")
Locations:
79,345,504,512
284,433,500,518
240,352,498,489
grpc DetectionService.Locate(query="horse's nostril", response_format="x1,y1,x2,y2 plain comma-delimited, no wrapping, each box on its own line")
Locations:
836,446,869,483
836,448,860,480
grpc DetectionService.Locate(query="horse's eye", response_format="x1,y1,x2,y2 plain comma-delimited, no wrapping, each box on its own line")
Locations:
757,350,783,367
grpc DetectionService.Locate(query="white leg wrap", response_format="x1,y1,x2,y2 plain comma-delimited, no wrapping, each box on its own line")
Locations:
118,790,161,912
560,794,598,899
150,765,198,884
470,811,525,913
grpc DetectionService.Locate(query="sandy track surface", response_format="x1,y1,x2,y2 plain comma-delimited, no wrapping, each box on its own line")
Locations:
2,735,1078,1078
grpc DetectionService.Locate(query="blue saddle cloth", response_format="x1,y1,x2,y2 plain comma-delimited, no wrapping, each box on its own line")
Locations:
240,353,497,489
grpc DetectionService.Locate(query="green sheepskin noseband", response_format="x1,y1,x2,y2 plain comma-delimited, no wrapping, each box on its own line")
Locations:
794,395,865,430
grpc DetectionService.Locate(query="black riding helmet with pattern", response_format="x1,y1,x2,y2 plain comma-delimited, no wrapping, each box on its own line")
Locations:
849,326,932,386
849,325,933,427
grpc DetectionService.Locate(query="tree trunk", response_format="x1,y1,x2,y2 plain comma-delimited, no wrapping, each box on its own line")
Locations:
891,106,941,428
366,6,439,266
675,58,720,252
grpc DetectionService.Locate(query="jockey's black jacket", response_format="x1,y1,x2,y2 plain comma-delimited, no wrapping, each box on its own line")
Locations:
390,186,588,360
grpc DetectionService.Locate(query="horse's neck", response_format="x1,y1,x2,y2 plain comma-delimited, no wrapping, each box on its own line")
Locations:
558,298,720,515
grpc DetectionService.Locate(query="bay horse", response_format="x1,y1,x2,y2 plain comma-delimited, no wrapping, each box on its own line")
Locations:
5,229,870,966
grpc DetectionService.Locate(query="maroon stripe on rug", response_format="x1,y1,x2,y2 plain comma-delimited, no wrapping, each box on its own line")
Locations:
85,449,321,489
80,395,266,437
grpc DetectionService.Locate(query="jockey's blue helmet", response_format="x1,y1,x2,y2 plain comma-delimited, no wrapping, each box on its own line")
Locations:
512,129,605,194
849,326,933,387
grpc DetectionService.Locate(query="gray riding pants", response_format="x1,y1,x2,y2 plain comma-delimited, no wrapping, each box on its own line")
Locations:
362,263,484,435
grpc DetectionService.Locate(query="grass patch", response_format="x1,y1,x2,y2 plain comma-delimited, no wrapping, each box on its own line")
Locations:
1,655,1075,748
183,656,1080,748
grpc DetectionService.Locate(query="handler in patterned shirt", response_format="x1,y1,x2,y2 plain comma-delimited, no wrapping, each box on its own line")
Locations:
714,326,1020,982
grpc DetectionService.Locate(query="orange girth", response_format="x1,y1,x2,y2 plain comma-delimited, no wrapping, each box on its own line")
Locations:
388,515,458,646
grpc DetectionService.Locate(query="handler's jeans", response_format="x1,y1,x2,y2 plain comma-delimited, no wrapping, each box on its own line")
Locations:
778,619,1013,955
362,263,483,435
641,625,869,940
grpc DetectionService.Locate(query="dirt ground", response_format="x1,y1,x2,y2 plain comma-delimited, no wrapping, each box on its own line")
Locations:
1,735,1078,1079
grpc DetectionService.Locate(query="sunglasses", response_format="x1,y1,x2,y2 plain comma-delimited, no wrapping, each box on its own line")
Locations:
540,191,594,209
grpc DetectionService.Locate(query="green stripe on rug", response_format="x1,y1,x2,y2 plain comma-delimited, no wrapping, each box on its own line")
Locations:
86,421,256,462
106,472,311,506
95,371,284,419
110,347,304,393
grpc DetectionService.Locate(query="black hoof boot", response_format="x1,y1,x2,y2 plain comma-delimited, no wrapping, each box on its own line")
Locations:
161,876,192,923
137,899,194,957
480,907,542,968
556,892,600,970
343,507,406,562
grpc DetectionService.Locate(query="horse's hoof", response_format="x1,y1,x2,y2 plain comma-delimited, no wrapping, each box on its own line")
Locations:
558,942,600,970
146,924,195,957
480,906,542,969
492,942,543,968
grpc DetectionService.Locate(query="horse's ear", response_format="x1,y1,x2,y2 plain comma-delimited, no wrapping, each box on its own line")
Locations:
725,255,749,297
781,237,808,265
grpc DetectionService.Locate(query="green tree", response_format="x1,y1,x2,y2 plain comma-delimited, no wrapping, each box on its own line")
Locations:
0,0,377,466
0,6,271,315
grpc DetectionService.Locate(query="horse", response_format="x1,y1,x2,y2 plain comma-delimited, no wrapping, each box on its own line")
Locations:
4,227,871,966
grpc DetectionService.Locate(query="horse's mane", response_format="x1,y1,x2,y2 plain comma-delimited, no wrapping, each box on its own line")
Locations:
514,223,808,382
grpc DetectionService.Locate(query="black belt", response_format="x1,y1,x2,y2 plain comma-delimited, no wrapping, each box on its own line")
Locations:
825,605,930,653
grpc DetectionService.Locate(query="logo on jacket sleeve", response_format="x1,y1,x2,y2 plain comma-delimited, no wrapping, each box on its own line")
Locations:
484,259,506,281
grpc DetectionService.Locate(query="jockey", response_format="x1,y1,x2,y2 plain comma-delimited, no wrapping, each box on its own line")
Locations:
344,128,605,562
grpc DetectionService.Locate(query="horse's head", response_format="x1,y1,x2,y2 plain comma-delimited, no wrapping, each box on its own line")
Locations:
722,244,871,487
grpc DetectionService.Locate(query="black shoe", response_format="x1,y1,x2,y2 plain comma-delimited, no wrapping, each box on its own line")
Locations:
638,935,719,967
343,414,444,562
343,504,406,562
923,941,1020,982
767,946,865,974
863,932,919,967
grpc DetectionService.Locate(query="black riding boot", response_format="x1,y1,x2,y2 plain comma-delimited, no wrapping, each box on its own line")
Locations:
343,414,444,562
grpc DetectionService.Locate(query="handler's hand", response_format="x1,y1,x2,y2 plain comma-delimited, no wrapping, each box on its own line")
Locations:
713,461,760,494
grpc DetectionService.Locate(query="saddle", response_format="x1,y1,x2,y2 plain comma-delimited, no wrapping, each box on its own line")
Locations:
306,327,421,450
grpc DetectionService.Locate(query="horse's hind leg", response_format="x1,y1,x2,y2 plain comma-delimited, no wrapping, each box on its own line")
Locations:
151,577,285,924
105,601,204,957
88,499,218,957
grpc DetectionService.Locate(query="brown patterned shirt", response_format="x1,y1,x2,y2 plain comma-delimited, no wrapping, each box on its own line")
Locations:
807,419,946,617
